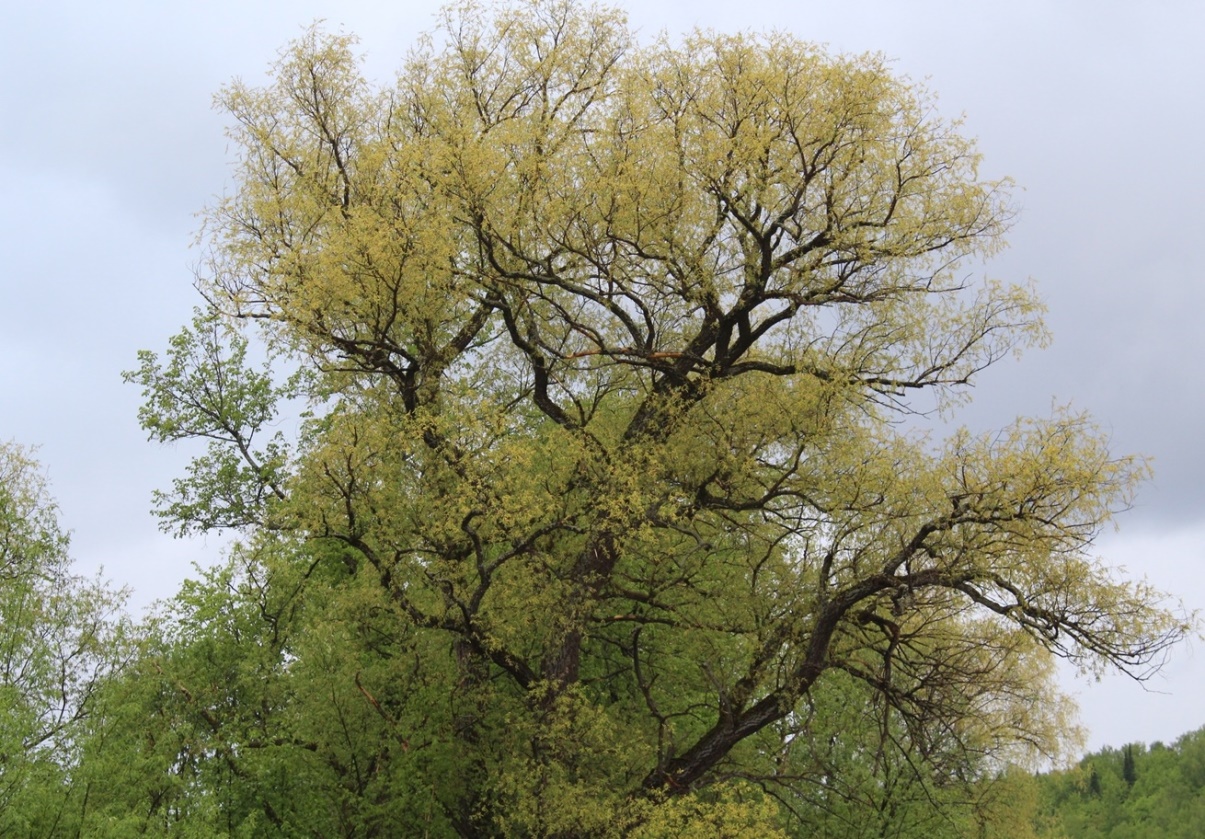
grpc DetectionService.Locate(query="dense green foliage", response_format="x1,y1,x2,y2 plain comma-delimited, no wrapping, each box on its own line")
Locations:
1,2,1193,835
1033,727,1205,838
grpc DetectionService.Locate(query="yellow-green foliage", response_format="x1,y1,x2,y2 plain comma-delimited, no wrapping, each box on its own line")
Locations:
116,1,1192,834
627,784,789,839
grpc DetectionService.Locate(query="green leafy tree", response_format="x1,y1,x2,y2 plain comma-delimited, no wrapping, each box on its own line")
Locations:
126,2,1189,834
0,442,129,835
69,542,341,837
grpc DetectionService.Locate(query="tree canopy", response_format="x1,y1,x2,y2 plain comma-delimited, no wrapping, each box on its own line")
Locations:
0,442,129,835
115,1,1189,834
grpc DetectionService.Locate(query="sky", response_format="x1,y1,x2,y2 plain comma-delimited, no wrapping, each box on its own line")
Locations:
1,0,1202,756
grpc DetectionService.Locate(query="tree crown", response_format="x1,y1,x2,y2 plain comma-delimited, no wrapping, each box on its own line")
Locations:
120,3,1189,833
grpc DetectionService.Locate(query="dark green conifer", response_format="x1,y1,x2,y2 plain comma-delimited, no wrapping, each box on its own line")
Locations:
1087,763,1102,797
1122,744,1138,787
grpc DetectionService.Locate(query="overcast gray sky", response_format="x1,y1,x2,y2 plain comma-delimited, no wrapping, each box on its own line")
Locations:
2,0,1202,755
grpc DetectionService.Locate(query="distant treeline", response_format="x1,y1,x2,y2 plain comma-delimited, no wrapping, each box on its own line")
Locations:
1033,726,1205,838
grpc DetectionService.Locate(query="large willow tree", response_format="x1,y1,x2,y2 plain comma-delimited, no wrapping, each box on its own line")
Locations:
128,2,1186,834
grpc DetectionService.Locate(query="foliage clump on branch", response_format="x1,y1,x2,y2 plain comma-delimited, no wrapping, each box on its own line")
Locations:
116,1,1188,834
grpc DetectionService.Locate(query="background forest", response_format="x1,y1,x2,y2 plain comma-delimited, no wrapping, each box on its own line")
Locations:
1033,731,1205,839
0,2,1197,837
